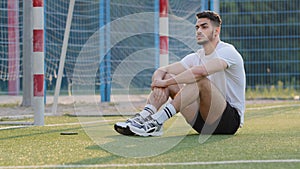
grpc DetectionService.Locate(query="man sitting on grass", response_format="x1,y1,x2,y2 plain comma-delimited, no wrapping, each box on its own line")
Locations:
114,11,245,136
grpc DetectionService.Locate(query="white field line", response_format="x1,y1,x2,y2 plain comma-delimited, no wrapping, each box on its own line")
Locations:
0,159,299,169
44,119,121,127
1,107,299,168
0,125,30,130
0,119,123,130
1,103,299,130
247,104,300,110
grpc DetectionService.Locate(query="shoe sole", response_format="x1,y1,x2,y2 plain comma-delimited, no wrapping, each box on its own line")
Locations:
114,124,135,136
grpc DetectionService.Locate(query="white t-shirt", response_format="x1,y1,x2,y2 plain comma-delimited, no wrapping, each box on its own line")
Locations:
180,41,246,126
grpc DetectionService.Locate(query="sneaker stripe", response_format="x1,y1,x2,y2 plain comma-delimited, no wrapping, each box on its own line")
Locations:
144,107,155,115
129,119,163,137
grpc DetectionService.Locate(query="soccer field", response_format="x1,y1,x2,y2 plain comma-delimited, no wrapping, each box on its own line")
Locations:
0,101,299,169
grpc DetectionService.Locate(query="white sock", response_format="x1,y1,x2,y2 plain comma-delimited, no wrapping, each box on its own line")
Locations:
151,103,177,124
139,104,157,118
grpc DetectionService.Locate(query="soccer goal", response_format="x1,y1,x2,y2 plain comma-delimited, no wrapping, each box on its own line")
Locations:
0,0,211,125
46,0,204,117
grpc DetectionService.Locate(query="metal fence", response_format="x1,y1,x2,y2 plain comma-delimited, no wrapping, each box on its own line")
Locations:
220,0,300,89
0,0,299,95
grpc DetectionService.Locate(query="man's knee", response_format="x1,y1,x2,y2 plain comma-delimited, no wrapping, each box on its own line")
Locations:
163,73,181,99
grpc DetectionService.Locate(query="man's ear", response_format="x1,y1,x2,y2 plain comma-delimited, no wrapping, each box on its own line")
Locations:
215,26,221,37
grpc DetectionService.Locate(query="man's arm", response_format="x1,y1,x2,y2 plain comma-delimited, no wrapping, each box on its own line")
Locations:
152,58,227,87
152,62,187,81
150,62,187,101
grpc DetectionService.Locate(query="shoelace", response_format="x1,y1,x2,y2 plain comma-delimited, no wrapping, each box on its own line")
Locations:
130,114,145,125
142,119,159,131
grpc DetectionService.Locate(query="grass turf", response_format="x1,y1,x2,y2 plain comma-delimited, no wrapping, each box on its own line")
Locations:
0,101,299,168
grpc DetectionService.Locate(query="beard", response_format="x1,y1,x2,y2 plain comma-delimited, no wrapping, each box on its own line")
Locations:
197,30,215,45
197,38,209,45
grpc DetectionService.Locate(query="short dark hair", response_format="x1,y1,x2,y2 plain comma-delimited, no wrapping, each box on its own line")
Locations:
196,11,222,27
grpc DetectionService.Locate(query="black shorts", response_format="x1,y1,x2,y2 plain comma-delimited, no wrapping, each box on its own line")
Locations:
192,102,240,135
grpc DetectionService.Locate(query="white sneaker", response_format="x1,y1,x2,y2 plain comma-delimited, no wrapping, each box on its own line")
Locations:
129,118,163,137
114,114,145,136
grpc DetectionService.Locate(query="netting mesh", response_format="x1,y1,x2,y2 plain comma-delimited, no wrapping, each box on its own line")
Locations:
0,1,23,82
0,0,299,95
45,0,100,90
45,0,202,95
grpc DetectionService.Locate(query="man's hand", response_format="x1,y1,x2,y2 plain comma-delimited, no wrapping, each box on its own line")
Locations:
151,79,168,89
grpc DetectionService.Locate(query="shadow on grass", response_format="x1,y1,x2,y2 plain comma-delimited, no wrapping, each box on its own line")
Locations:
186,133,234,143
0,126,83,141
82,133,234,159
67,153,120,165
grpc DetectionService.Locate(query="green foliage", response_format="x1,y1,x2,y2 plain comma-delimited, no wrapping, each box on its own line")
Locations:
246,80,299,100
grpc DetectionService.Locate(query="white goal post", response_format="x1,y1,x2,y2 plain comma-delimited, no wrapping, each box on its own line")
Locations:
52,0,75,115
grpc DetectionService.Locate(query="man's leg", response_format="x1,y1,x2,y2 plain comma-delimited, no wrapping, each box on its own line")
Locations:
138,73,180,119
114,74,178,136
175,78,226,125
124,74,183,136
129,77,227,136
178,78,228,135
114,88,167,136
128,79,199,136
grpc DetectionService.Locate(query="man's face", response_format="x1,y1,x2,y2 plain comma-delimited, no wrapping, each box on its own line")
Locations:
195,18,218,45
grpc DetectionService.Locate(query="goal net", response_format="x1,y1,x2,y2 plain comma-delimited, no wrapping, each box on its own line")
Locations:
45,0,202,115
0,0,299,128
0,0,22,95
0,0,203,122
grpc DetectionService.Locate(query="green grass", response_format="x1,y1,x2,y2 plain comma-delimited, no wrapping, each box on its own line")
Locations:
0,102,299,168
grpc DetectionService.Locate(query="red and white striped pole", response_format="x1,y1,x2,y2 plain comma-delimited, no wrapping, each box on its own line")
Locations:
32,0,44,125
159,0,169,67
7,0,20,95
